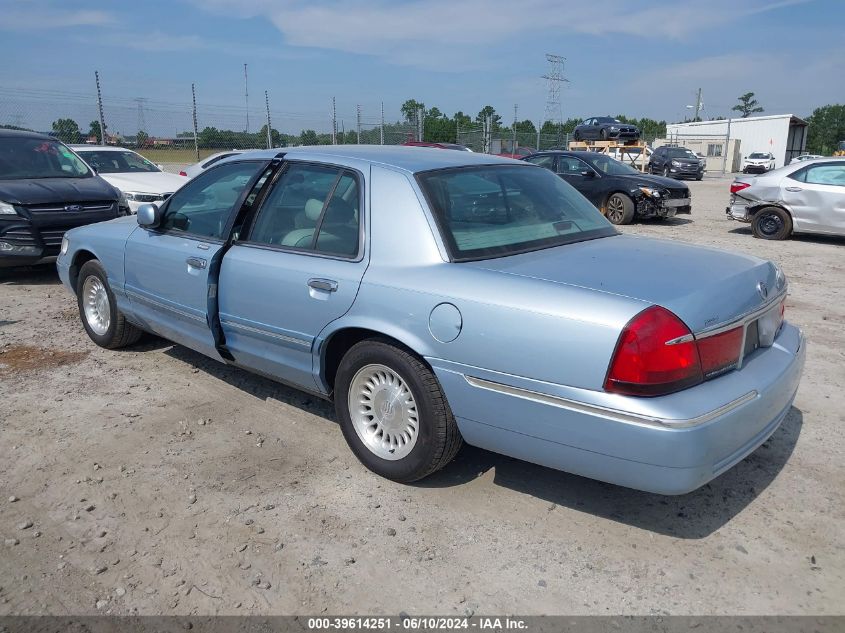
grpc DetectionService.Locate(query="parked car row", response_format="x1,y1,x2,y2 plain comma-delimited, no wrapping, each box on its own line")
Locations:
53,145,804,495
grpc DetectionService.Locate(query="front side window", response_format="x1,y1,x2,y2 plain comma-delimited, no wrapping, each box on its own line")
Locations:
0,137,91,180
247,163,361,258
160,161,263,239
77,150,159,174
418,164,616,261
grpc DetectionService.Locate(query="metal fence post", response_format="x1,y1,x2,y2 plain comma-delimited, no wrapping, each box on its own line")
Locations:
265,91,272,149
537,120,541,150
417,107,424,142
94,71,107,145
722,118,731,174
356,104,361,144
191,83,199,162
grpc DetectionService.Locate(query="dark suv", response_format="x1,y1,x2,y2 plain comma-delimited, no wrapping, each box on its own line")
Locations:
0,129,127,268
648,145,705,180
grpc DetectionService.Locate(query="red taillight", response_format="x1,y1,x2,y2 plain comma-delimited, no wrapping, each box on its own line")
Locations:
696,327,743,378
179,170,188,177
605,306,703,396
730,181,751,194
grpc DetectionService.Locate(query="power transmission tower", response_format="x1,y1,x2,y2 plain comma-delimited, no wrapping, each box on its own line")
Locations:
243,63,249,133
541,53,568,143
134,98,147,134
191,83,199,161
265,90,272,149
512,104,518,151
331,97,337,145
94,70,107,145
380,101,384,145
356,104,361,144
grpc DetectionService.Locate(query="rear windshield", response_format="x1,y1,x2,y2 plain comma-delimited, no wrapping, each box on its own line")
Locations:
77,149,159,174
417,164,616,262
0,137,91,180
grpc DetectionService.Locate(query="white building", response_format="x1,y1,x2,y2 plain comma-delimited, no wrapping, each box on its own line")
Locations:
665,114,808,170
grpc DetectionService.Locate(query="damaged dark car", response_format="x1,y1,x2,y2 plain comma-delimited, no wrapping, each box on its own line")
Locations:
522,150,691,225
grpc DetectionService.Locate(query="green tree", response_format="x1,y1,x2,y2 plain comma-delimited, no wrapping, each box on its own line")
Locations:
514,120,537,134
299,129,319,146
400,99,425,123
453,111,472,129
135,130,149,148
732,92,764,118
256,124,283,148
51,118,81,144
476,105,501,128
88,120,106,142
806,104,845,155
424,107,456,143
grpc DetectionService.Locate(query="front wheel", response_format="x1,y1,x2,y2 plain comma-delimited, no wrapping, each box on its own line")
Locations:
600,129,608,141
77,260,142,349
663,165,671,178
751,207,792,240
605,193,635,225
334,339,462,482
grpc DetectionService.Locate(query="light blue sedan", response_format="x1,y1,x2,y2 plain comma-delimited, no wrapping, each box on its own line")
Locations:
57,146,805,494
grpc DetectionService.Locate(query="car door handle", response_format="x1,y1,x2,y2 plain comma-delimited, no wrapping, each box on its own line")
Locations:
308,278,338,292
186,256,207,269
785,186,802,192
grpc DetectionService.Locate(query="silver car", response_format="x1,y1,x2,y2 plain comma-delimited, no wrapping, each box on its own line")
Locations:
727,158,845,239
57,146,805,495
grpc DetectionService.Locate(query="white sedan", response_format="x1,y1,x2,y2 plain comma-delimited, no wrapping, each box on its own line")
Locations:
71,146,185,213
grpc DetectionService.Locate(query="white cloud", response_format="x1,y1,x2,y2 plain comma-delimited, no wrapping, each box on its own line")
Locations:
0,6,115,30
190,0,814,70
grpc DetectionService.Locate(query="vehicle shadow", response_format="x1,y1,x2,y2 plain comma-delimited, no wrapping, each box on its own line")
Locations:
0,264,61,285
727,227,845,246
159,342,801,539
422,408,802,539
644,217,693,226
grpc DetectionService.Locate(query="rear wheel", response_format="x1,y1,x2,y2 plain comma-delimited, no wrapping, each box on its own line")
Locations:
600,128,608,141
334,339,462,482
77,260,142,349
751,206,792,240
573,130,581,142
605,193,635,225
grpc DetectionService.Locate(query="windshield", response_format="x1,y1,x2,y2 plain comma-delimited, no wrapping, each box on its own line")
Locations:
77,149,160,174
749,152,769,159
0,137,91,180
417,165,616,261
666,148,698,159
584,154,641,176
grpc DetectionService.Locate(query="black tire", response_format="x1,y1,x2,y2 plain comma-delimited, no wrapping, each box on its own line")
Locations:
573,131,581,142
600,128,608,141
663,165,671,178
751,206,792,240
77,260,142,349
605,193,635,225
695,175,703,181
334,339,462,483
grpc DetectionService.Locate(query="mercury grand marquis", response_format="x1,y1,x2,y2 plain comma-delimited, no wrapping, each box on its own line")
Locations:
57,146,805,494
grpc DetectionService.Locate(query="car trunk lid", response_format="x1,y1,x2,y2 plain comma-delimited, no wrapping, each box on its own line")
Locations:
467,234,782,333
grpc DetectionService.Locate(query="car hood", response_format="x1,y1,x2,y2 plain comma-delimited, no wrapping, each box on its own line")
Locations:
0,176,118,205
468,234,780,333
613,173,689,191
99,171,185,194
665,157,700,166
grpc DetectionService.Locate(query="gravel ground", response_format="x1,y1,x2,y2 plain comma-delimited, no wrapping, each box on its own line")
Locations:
1,175,843,616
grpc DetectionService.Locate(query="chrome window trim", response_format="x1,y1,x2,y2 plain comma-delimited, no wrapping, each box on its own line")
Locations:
464,375,758,429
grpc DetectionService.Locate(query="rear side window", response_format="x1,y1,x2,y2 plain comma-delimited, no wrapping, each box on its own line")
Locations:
524,155,555,170
418,164,615,262
247,163,361,258
799,164,845,186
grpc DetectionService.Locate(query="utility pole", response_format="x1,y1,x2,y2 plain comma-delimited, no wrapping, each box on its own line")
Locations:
694,87,703,121
542,53,568,146
380,101,384,145
356,104,361,144
264,90,272,149
243,63,249,134
191,83,199,162
536,119,541,150
134,97,147,134
94,71,107,145
331,97,337,145
722,117,732,175
512,104,518,152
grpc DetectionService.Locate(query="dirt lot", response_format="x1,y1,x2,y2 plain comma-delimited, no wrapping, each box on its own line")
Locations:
1,175,843,616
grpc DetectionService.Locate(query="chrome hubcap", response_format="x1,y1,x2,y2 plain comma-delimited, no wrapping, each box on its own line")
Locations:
82,275,110,336
348,363,419,460
607,196,624,223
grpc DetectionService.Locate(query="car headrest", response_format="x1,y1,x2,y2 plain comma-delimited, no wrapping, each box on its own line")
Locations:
305,198,323,221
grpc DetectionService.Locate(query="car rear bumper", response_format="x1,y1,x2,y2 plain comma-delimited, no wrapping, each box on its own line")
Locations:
430,322,805,495
726,203,750,222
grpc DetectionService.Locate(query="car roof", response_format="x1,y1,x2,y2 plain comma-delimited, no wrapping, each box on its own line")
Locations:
0,128,53,140
224,145,520,174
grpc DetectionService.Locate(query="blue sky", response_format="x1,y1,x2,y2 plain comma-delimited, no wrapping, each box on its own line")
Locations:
1,0,843,135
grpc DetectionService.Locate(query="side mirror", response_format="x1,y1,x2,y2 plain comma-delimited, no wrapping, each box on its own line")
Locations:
156,164,164,170
581,170,595,178
137,203,161,228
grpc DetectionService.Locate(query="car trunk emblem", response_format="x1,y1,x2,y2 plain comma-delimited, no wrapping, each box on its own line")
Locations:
757,281,769,300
